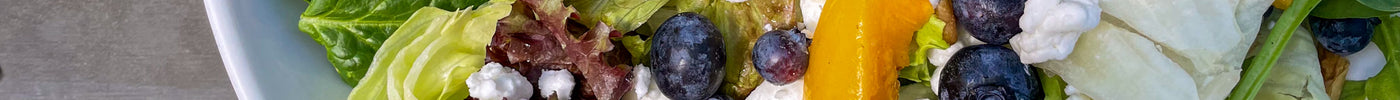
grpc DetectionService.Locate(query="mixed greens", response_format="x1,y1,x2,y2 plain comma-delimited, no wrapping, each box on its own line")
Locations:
288,0,1400,99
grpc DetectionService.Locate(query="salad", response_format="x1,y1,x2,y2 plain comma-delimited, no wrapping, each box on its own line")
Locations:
291,0,1400,99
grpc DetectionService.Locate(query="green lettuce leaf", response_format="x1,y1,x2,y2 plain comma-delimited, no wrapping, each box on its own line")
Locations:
1365,65,1399,99
1039,69,1067,100
1364,16,1400,100
898,82,935,100
635,0,709,36
298,0,486,86
615,35,650,65
897,64,933,83
1340,80,1367,100
344,0,513,99
668,0,711,13
1310,0,1398,19
1356,0,1400,11
569,0,670,32
899,15,950,82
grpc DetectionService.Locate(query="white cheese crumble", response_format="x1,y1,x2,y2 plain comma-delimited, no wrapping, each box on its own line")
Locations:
800,0,826,38
624,65,670,100
928,42,966,67
746,78,805,100
925,42,965,93
1009,0,1101,64
467,63,534,100
538,69,575,100
1346,42,1387,81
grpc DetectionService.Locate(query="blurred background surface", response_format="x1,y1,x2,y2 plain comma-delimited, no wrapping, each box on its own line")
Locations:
0,0,235,99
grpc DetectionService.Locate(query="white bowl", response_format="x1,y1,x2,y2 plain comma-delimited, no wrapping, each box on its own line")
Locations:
203,0,351,99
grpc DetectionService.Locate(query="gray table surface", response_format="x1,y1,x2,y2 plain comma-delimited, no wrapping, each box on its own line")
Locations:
0,0,237,99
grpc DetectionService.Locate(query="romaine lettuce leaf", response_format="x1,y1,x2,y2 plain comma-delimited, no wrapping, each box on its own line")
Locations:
298,0,486,86
344,0,513,99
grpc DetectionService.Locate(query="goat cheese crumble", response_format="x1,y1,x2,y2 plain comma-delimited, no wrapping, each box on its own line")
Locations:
746,79,805,100
623,65,670,100
1009,0,1100,64
467,63,534,100
539,69,575,100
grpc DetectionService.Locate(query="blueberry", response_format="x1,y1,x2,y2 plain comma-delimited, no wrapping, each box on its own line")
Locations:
751,29,810,85
1308,17,1381,56
938,44,1042,100
649,12,727,100
952,0,1025,45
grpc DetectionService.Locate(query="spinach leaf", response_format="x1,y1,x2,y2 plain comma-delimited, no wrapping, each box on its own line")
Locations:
297,0,485,86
